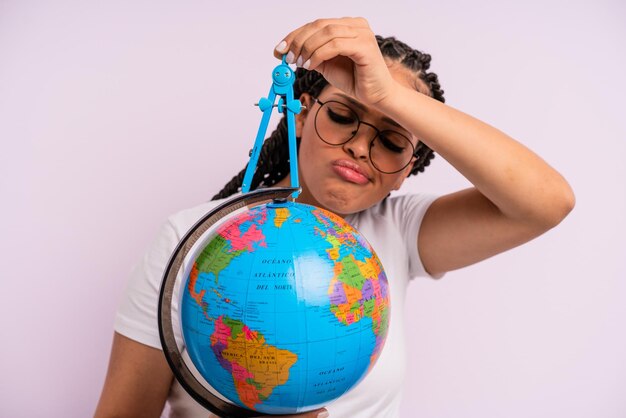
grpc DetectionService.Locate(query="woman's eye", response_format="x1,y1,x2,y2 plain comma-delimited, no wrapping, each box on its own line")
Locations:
379,135,405,153
327,108,356,125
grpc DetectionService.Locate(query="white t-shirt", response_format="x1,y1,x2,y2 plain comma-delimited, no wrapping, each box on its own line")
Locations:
115,193,441,418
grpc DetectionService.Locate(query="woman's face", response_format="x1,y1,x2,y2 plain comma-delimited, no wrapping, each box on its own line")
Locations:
292,66,422,216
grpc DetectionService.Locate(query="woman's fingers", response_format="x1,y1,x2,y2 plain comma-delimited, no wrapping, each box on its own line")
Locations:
299,28,375,71
271,16,392,105
208,407,329,418
286,23,358,67
274,17,370,62
281,407,329,418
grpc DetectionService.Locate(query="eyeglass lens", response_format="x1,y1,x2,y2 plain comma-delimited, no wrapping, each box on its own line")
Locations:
314,100,415,174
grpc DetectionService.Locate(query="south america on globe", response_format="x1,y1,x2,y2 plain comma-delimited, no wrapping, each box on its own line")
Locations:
180,200,390,415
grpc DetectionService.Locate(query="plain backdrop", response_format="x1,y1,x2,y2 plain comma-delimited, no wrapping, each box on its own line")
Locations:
1,1,624,417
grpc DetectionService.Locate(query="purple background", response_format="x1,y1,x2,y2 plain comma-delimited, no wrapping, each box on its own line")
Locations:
1,1,625,417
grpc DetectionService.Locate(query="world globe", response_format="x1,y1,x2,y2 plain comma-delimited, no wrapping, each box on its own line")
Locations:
159,188,390,416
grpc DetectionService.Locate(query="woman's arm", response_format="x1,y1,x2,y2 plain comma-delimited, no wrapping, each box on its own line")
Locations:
95,333,330,418
376,86,575,275
94,332,173,418
274,17,575,276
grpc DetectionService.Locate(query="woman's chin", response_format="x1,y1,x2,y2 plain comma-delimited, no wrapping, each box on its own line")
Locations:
314,190,367,216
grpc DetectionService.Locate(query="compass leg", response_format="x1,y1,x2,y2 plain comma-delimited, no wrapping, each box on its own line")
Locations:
286,110,300,198
242,90,276,193
285,90,300,198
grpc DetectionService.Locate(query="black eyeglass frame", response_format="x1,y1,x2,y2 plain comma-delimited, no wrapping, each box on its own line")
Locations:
312,97,419,174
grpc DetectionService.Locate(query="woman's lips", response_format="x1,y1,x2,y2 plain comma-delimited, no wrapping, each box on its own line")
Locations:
331,160,371,185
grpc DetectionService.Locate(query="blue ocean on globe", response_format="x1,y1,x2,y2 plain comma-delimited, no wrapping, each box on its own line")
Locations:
180,201,390,414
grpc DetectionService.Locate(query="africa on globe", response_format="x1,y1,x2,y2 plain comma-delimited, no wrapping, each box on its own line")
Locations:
178,199,390,415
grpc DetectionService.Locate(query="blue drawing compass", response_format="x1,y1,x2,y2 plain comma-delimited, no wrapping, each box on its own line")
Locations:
242,55,303,198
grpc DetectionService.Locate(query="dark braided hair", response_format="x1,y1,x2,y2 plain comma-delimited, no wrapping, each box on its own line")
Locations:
212,35,445,201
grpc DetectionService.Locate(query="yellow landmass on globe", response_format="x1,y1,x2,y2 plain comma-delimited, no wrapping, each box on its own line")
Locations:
327,246,340,261
221,331,298,409
273,207,290,228
355,256,380,280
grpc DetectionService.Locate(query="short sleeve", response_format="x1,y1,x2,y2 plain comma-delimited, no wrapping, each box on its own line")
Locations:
392,194,444,280
114,219,181,349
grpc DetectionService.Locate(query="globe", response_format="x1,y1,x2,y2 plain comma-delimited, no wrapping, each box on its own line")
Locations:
161,191,390,416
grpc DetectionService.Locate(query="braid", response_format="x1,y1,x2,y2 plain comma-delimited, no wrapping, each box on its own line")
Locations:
213,35,445,200
375,35,445,176
211,118,289,200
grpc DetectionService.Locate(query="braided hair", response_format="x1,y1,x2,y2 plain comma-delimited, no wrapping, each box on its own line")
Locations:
212,35,445,201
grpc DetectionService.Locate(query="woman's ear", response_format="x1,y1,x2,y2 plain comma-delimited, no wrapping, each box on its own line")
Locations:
295,93,313,137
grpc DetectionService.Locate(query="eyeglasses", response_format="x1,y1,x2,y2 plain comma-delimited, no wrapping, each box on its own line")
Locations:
313,98,418,174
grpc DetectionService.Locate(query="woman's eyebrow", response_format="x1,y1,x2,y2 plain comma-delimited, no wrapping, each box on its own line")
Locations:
333,93,405,130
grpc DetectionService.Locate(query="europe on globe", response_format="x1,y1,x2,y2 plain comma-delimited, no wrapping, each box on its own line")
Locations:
179,200,390,415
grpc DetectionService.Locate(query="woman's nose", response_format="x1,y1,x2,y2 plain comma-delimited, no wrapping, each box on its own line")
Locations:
342,124,376,160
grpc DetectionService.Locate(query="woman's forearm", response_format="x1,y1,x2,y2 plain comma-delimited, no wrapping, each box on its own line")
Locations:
377,83,575,227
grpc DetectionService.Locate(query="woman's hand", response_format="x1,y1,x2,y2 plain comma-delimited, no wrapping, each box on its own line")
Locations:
274,17,396,106
208,408,328,418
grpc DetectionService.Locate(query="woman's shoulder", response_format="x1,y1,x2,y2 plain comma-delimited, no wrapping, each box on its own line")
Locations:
356,192,439,218
165,196,233,237
165,192,440,237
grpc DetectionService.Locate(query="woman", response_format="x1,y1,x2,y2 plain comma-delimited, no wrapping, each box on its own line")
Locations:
95,17,574,418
